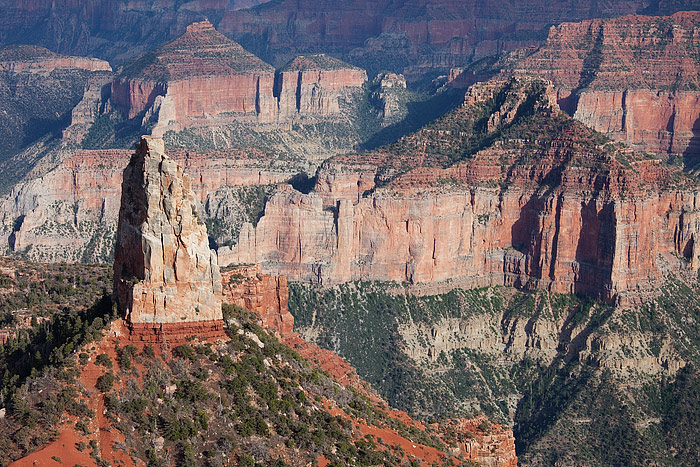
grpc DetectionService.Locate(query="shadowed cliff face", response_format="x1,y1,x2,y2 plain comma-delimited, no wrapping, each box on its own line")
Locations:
0,45,112,161
220,78,700,304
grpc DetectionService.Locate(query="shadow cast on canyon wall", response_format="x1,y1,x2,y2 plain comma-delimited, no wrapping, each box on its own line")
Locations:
682,116,700,171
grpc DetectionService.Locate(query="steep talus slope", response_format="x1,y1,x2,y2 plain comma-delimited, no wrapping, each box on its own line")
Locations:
224,77,700,305
289,279,700,465
491,11,700,164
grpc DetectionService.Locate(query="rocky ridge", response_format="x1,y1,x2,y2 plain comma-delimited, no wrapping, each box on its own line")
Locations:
0,45,112,159
222,77,700,304
220,264,518,466
0,0,695,81
492,11,700,162
113,136,225,342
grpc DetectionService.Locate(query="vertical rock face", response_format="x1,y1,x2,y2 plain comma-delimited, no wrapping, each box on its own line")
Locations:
221,264,293,335
110,20,277,132
113,135,224,341
276,54,367,118
225,79,700,304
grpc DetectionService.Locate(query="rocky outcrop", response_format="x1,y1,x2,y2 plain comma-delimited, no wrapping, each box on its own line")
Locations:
0,45,110,74
500,12,700,160
111,23,368,135
113,136,225,342
223,78,700,304
110,23,368,137
221,264,293,335
370,72,408,122
276,54,367,118
440,417,518,467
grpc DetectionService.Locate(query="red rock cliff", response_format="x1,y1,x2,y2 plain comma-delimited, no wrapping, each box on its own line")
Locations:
224,79,700,304
221,264,293,335
276,54,367,118
110,20,277,128
502,12,700,160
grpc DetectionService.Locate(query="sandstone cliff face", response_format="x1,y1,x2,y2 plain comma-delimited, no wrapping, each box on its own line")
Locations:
0,45,110,74
110,20,277,131
224,78,700,304
0,146,302,262
111,22,368,136
113,136,224,340
501,12,700,160
221,264,293,335
276,54,367,118
441,417,517,467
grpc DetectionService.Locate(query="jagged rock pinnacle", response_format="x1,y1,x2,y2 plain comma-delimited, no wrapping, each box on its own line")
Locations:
113,136,224,341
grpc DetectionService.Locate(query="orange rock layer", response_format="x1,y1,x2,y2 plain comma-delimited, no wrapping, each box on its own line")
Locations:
110,21,366,128
226,139,700,305
222,264,293,335
126,319,227,344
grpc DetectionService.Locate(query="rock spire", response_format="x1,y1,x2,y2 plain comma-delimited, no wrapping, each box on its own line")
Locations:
113,136,224,342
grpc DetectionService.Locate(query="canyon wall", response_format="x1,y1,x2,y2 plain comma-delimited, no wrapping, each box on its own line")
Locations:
276,55,367,118
109,21,367,134
113,136,225,342
0,146,301,262
0,45,112,156
502,12,700,159
222,78,700,304
224,176,700,303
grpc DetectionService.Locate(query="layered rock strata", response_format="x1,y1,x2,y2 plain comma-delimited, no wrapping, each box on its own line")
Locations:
0,147,302,262
113,136,224,342
111,21,367,135
221,264,293,335
499,12,700,160
276,54,367,118
111,20,278,133
223,78,700,304
0,45,112,155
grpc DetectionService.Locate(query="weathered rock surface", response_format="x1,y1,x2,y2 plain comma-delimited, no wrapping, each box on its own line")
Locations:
498,12,700,160
113,136,224,341
0,146,302,262
222,264,293,335
111,20,278,134
224,78,700,304
276,54,367,118
111,23,368,136
0,0,697,82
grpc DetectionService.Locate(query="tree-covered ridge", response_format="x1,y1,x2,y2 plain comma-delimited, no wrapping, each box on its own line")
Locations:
0,260,462,466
